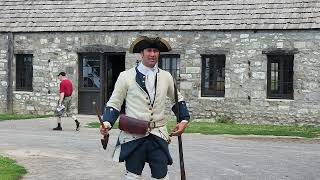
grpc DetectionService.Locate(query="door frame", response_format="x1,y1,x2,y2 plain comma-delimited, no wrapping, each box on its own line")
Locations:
78,52,126,114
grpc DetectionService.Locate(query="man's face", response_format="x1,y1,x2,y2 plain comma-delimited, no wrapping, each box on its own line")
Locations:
58,75,63,81
140,48,160,68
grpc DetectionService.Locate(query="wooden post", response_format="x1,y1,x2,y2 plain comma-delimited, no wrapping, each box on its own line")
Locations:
7,32,14,113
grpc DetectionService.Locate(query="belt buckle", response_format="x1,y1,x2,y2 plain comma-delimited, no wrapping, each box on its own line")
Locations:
149,122,156,129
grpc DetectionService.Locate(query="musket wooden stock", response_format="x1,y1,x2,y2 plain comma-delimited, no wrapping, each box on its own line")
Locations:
174,81,186,180
93,102,109,150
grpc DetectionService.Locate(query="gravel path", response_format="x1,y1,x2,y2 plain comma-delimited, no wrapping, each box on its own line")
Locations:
1,115,320,180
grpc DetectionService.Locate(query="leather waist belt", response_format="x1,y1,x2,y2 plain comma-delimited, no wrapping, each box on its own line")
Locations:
149,119,166,129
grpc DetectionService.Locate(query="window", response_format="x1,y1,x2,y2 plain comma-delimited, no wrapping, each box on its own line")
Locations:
79,53,101,88
16,54,33,91
201,55,225,97
159,55,180,80
267,55,294,99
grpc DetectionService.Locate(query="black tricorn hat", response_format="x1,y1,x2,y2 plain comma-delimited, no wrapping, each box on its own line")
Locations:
129,36,172,53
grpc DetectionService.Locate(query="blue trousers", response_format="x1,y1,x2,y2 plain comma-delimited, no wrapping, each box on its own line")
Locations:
122,135,170,179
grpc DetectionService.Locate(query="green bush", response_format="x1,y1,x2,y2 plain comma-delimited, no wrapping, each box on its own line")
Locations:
215,116,234,124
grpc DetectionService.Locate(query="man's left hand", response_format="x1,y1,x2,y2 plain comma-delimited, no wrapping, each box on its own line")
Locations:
170,121,188,136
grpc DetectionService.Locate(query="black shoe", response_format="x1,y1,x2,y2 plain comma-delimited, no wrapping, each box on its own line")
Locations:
53,126,62,131
75,122,80,131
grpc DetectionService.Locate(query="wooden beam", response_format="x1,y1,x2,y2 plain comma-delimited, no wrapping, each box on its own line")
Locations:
7,32,14,113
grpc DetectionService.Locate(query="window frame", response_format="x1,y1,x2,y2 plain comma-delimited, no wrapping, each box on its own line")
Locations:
201,54,226,97
15,54,33,91
158,54,181,80
78,53,102,90
267,54,294,99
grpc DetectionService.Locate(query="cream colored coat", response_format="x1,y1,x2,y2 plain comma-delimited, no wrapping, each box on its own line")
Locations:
107,67,185,147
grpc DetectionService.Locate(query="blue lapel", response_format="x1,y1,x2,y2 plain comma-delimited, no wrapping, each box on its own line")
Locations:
135,67,158,106
135,67,149,95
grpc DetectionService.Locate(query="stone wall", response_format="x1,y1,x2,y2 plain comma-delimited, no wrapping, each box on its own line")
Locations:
175,30,320,125
0,30,319,124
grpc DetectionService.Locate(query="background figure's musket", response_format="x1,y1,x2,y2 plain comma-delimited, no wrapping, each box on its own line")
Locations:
173,80,186,180
93,102,109,150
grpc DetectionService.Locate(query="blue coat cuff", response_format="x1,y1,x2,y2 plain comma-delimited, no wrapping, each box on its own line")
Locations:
103,106,120,127
171,101,190,122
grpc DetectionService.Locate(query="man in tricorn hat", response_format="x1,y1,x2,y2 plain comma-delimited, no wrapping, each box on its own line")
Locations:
100,36,190,180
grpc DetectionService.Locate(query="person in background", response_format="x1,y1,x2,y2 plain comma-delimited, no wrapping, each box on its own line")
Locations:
53,71,80,131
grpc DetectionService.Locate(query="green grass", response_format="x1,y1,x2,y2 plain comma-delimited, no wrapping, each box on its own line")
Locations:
86,121,119,129
0,156,27,180
86,121,320,138
0,114,52,121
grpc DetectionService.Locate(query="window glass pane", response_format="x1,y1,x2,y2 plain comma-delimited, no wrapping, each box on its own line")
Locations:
159,55,180,80
16,54,33,91
271,63,278,92
267,55,293,99
201,55,225,97
82,55,100,88
165,58,170,70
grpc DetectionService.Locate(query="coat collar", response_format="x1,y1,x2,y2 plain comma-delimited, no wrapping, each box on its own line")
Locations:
135,66,159,106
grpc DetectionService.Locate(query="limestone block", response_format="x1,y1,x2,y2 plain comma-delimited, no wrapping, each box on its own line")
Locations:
40,101,48,106
248,49,256,55
240,34,249,38
180,74,192,80
252,72,265,80
252,42,260,48
240,39,249,43
294,42,306,49
185,49,196,55
298,109,309,114
276,42,284,48
40,39,48,44
252,90,265,98
180,81,193,90
234,68,246,73
54,38,60,43
278,106,290,111
26,106,35,111
186,67,200,74
1,81,7,87
34,77,44,82
15,94,21,99
254,61,262,66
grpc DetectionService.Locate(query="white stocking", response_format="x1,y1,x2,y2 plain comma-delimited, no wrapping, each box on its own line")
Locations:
124,171,142,180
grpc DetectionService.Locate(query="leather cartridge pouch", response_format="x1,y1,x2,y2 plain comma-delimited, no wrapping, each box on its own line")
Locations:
119,114,149,135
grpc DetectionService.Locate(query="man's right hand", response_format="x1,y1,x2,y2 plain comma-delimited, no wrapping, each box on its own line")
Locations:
100,125,109,136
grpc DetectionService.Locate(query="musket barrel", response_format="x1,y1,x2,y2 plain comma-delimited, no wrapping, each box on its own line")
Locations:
174,80,186,180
